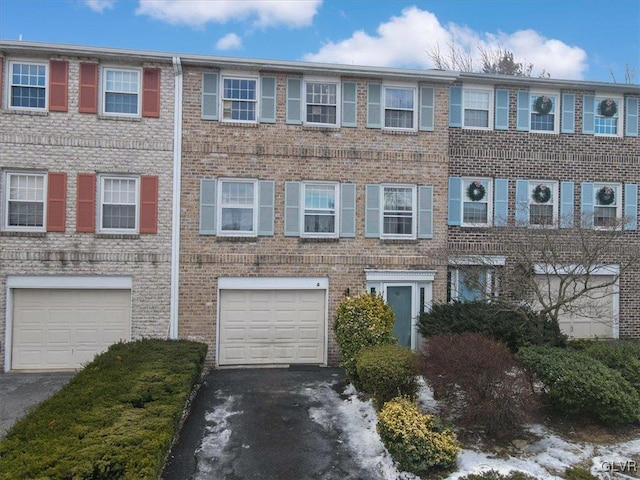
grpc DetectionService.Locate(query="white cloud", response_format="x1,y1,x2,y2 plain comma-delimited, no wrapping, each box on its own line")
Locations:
84,0,116,13
136,0,322,29
303,6,588,80
216,33,242,51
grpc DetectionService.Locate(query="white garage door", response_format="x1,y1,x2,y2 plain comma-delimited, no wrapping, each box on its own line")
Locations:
219,289,325,365
12,289,131,371
537,275,615,339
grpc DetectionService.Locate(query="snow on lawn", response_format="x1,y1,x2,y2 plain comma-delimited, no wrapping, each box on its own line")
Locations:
304,379,640,480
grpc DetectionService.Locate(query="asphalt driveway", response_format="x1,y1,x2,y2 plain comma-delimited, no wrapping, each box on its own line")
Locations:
162,366,384,480
0,371,74,439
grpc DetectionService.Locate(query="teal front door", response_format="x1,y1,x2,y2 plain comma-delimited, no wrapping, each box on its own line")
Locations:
386,285,413,348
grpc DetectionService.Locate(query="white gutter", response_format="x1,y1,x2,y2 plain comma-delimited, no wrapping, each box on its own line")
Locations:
169,56,183,339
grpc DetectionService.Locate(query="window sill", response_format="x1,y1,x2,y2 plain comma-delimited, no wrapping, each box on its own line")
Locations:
216,236,258,242
2,109,49,117
380,238,419,244
1,230,46,237
95,233,141,239
300,237,340,243
219,121,259,128
97,114,142,122
302,125,341,132
382,129,418,136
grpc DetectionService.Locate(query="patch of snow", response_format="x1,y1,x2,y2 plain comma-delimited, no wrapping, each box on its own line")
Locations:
193,393,242,480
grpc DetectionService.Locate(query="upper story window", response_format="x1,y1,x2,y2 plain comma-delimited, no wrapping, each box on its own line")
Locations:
305,81,338,126
219,179,258,235
529,92,559,133
103,67,141,116
593,183,621,229
382,185,416,237
302,182,338,237
3,172,46,230
222,76,258,122
463,87,493,129
595,95,622,136
524,181,559,227
462,178,492,227
99,175,139,232
9,61,47,110
383,86,416,130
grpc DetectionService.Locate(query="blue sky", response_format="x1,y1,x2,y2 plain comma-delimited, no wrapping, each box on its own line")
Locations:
0,0,638,83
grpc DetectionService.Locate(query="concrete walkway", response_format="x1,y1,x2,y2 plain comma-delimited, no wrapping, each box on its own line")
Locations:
163,367,380,480
0,372,74,439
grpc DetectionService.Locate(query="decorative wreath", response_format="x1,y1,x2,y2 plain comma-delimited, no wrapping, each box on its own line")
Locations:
598,99,617,118
533,95,553,115
532,184,551,203
467,181,486,202
597,186,615,205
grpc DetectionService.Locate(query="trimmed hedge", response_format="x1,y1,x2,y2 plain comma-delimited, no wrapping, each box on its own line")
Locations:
0,339,208,480
418,301,565,351
518,347,640,424
334,293,396,382
356,344,419,408
376,397,460,475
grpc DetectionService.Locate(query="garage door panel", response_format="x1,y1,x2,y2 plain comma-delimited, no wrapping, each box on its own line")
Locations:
219,288,325,365
12,289,131,371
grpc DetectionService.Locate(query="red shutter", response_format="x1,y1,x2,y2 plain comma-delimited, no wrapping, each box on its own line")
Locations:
76,173,96,233
49,60,68,112
142,67,160,118
79,63,98,114
139,175,158,234
46,172,67,232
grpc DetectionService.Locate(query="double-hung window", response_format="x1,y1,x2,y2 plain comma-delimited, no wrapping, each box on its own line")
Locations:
528,181,558,227
382,185,416,237
9,61,47,110
593,183,621,229
462,178,492,226
103,67,141,116
302,182,338,237
305,81,338,126
222,76,258,122
463,87,492,129
383,86,416,130
99,176,139,232
219,179,257,235
594,95,622,136
4,172,46,230
530,92,559,133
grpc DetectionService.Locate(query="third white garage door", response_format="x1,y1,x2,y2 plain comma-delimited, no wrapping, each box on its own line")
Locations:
218,289,326,366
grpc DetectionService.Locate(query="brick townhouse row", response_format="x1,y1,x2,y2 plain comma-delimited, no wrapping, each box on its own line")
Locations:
0,41,638,371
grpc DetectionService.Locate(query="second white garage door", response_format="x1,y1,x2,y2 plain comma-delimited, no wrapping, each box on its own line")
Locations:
218,289,325,365
12,289,131,371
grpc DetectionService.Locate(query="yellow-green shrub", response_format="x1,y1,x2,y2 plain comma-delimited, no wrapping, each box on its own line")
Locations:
376,397,460,475
333,293,395,381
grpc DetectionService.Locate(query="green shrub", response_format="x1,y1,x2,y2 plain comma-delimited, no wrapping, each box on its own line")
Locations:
356,344,419,408
376,397,460,475
0,339,208,480
563,466,599,480
518,347,640,424
569,341,640,394
418,301,565,351
334,292,396,382
458,470,538,480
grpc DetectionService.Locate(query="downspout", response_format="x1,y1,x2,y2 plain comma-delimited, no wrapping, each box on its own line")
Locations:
169,56,183,339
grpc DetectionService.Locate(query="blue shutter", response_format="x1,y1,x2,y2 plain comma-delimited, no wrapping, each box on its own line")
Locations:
581,182,594,228
494,178,509,226
202,72,218,120
342,81,357,127
365,184,380,237
624,183,638,230
419,86,434,131
418,185,433,238
626,97,639,137
561,93,575,133
258,180,274,235
367,83,382,128
560,181,575,228
449,86,462,127
515,180,529,226
260,76,276,124
284,181,300,236
582,94,595,134
286,78,302,124
447,177,462,226
495,89,509,130
516,90,530,131
340,183,356,237
199,178,217,234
